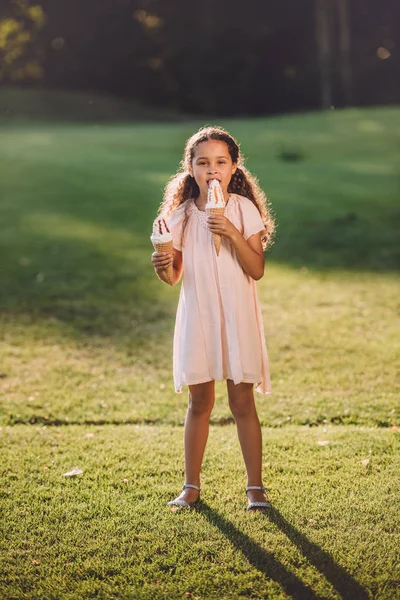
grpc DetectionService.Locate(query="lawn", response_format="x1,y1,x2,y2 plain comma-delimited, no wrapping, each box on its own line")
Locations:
0,97,399,599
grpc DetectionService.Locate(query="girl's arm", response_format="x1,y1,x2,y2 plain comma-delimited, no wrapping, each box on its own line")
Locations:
230,230,264,280
207,215,264,280
151,249,183,286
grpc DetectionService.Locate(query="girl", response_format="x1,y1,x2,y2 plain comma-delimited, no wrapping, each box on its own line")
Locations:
151,126,275,511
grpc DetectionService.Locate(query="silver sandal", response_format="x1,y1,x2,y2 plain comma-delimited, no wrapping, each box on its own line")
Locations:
246,485,271,511
167,483,201,509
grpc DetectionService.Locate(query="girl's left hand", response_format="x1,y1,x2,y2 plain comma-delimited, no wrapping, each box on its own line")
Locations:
207,214,238,240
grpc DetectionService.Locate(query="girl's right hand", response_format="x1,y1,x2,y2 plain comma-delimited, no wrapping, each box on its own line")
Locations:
151,251,173,270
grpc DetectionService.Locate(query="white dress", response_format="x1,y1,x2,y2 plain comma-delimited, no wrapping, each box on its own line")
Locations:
167,193,271,394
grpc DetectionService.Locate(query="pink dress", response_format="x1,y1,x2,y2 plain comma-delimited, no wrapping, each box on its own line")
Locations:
167,193,271,394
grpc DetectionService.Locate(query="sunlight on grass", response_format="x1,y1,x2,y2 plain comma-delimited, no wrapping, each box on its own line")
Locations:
1,262,398,428
141,171,173,185
346,161,395,175
357,120,385,133
24,212,141,248
23,131,55,146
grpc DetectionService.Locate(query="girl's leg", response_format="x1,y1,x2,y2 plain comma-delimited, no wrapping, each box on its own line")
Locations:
171,380,215,504
227,379,268,506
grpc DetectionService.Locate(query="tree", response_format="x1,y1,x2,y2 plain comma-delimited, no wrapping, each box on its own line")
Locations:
315,0,333,108
0,0,46,83
337,0,352,105
314,0,354,109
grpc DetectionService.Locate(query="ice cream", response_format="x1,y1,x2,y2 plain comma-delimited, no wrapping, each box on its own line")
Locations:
206,179,226,256
151,217,173,285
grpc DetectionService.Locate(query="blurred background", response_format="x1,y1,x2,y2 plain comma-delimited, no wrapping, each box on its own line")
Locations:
0,0,399,118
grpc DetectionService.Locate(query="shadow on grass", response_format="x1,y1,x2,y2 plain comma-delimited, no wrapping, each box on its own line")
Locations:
6,415,235,427
199,502,369,600
268,201,400,272
0,209,175,343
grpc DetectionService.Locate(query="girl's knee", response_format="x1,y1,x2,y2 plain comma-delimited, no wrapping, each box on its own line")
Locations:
188,382,215,416
227,381,256,420
188,395,214,416
229,397,254,419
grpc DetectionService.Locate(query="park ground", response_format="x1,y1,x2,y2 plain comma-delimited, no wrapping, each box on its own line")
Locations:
0,95,399,599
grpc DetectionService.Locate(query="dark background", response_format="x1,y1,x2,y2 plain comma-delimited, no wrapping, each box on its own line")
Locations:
0,0,399,116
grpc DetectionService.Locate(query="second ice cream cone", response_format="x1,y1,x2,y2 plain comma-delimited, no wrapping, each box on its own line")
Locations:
154,240,173,285
206,207,225,256
151,217,174,285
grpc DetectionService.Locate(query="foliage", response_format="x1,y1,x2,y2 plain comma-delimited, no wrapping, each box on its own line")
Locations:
0,0,46,82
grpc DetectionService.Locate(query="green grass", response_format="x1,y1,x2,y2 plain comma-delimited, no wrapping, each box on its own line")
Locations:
1,425,399,599
0,97,400,598
0,87,181,122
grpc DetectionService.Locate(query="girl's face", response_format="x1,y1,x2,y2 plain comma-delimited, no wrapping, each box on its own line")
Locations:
190,140,236,197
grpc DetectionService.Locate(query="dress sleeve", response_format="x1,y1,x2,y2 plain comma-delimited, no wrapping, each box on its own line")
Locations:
240,197,266,241
166,204,186,251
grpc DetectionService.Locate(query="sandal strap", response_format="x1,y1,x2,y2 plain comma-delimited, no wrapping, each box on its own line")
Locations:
246,485,267,493
247,501,271,511
182,483,200,492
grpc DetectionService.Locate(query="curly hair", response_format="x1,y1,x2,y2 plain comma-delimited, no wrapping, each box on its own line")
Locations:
158,125,275,249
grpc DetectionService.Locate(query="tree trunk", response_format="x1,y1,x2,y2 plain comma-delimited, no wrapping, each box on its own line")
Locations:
337,0,353,105
315,0,332,108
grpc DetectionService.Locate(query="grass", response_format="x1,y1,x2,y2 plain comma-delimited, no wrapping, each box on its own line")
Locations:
1,425,399,599
0,87,181,122
0,95,400,598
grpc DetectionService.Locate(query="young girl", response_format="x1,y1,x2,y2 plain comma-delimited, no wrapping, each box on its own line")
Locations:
151,126,275,511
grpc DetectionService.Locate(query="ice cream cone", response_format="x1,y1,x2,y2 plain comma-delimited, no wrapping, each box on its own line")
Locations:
206,179,226,256
206,206,225,256
153,240,173,285
151,217,174,285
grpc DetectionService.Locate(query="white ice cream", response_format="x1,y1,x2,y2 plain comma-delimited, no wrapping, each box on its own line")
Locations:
150,217,173,245
206,179,225,209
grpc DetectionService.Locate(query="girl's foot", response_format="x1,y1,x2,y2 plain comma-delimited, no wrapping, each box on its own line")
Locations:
167,484,200,511
246,485,270,511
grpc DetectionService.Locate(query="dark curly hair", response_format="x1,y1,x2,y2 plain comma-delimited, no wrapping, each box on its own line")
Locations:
158,125,275,248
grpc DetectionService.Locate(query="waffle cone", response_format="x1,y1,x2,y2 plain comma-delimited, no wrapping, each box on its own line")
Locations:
153,240,173,285
206,207,225,256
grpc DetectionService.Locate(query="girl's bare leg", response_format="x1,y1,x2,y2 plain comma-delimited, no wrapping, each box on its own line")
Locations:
171,381,215,505
227,379,269,506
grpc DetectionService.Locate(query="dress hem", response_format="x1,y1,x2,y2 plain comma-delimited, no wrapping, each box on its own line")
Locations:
175,377,271,395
